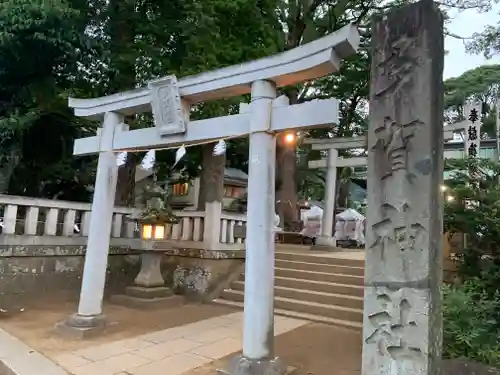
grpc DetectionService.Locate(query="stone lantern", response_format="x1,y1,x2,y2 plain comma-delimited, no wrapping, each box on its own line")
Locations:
133,184,180,240
111,184,182,308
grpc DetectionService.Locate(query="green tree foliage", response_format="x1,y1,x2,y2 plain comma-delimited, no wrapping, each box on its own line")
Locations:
272,0,375,225
76,0,282,204
1,0,497,204
443,157,500,366
286,0,494,218
444,64,500,137
468,13,500,58
444,158,500,276
443,280,500,365
0,0,97,199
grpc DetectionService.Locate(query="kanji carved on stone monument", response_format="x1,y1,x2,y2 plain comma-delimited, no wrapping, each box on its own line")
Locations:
370,203,426,257
372,116,423,180
375,35,419,97
365,288,424,361
364,2,444,374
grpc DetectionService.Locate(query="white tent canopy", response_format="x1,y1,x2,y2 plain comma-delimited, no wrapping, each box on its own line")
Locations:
335,208,365,245
337,208,365,221
304,205,323,219
301,205,323,237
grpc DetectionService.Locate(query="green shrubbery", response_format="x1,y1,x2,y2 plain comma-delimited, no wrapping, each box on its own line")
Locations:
443,279,500,365
442,158,500,366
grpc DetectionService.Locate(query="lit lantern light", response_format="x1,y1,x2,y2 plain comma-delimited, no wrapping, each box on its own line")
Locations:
440,185,447,192
284,132,296,144
141,223,166,240
446,195,455,203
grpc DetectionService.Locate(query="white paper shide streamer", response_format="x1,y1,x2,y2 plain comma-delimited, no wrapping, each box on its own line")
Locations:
116,152,127,166
141,150,156,170
118,145,187,172
173,145,187,168
213,139,226,156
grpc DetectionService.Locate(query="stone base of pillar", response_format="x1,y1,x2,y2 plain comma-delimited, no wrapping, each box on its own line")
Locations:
110,251,184,310
217,355,296,375
125,285,173,299
312,236,338,251
110,286,183,310
54,313,106,339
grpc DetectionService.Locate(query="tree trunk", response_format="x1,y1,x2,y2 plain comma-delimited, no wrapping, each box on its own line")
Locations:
197,143,225,210
114,154,136,206
108,0,138,206
276,90,299,229
0,148,20,193
276,143,298,229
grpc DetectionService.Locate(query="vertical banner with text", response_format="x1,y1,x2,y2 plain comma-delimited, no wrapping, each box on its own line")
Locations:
464,100,482,158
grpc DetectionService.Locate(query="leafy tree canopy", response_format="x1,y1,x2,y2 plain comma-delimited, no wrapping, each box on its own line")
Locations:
1,0,498,204
444,64,500,137
0,0,97,200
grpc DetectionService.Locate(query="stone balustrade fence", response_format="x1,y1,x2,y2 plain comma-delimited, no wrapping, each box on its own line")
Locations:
0,194,246,245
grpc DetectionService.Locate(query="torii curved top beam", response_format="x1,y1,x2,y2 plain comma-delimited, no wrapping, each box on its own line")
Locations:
69,24,360,119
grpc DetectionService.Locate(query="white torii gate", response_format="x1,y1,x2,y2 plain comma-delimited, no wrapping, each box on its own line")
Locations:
305,128,455,247
58,25,360,373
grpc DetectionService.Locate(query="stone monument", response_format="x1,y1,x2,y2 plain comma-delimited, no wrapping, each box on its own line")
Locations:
363,1,444,375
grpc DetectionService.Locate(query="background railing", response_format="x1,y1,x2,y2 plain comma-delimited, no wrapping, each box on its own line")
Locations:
220,212,246,244
0,194,247,245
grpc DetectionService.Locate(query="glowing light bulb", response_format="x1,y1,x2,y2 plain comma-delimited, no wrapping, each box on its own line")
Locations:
284,133,296,144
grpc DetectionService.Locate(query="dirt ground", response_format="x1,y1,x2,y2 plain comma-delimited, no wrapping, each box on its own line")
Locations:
0,295,362,375
0,295,235,357
185,323,362,375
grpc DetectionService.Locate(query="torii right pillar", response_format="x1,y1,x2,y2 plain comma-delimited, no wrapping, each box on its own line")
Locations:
363,2,444,375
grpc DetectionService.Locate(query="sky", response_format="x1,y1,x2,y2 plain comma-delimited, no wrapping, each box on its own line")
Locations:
444,3,500,79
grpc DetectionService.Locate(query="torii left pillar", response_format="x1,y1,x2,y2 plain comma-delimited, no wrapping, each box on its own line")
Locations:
55,112,123,338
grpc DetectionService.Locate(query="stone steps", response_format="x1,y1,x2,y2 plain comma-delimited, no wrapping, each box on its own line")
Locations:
275,259,364,276
213,251,364,330
273,268,364,286
221,289,362,321
274,276,364,297
213,299,362,331
275,252,363,267
229,281,363,309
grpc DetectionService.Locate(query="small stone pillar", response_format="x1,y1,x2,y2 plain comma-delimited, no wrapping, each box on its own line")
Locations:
134,252,166,288
203,201,223,250
199,141,225,251
316,148,337,248
363,1,444,375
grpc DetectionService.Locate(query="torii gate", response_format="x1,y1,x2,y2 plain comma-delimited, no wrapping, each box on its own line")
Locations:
304,127,456,247
57,25,360,373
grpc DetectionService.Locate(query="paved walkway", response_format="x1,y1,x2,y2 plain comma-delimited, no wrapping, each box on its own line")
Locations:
0,329,66,375
52,312,307,375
